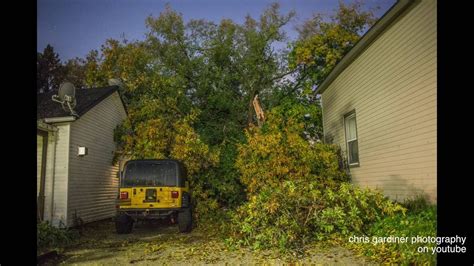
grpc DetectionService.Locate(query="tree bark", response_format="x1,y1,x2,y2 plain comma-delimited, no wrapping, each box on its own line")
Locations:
247,90,256,125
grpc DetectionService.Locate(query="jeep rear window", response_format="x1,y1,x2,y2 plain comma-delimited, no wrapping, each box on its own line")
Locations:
122,161,178,187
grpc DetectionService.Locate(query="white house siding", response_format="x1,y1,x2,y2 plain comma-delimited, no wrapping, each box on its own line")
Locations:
68,91,127,226
44,123,71,226
321,0,436,202
37,134,43,197
42,128,60,224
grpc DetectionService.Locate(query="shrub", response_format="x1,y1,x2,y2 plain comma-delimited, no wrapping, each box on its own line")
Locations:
314,183,406,239
228,110,405,250
402,194,431,214
200,142,246,208
37,221,78,250
345,206,437,264
228,182,405,250
235,112,348,196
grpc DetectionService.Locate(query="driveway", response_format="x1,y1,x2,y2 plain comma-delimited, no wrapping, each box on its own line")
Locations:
41,220,373,265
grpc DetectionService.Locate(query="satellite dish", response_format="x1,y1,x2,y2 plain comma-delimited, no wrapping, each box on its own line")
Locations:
52,82,78,117
58,82,76,101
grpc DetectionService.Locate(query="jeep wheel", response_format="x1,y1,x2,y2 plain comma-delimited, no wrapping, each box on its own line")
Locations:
115,214,133,234
178,207,192,233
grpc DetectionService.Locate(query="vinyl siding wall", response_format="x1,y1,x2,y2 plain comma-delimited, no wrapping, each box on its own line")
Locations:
321,0,436,202
37,135,43,197
67,92,127,226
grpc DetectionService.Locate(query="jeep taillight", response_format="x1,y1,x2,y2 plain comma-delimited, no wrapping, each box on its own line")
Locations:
171,191,179,198
120,191,129,199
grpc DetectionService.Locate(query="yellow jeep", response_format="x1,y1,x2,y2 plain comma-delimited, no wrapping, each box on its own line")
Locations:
115,159,192,234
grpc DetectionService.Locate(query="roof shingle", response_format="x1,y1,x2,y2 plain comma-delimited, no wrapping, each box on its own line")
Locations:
37,85,119,119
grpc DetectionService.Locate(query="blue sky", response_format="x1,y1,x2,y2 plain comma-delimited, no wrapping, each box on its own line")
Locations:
37,0,395,62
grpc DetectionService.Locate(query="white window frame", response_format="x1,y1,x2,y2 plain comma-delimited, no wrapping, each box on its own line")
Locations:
344,111,359,166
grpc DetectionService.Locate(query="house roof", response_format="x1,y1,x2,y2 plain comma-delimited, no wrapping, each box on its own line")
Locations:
37,85,124,120
316,0,419,94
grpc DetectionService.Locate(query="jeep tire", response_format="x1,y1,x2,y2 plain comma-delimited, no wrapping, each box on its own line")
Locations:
178,207,192,233
115,214,133,234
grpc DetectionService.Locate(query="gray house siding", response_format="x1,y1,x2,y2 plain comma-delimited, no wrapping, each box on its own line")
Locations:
67,91,127,226
321,0,437,202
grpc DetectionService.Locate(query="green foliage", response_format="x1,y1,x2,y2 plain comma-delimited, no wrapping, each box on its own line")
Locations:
236,109,347,195
84,49,108,88
315,183,406,238
37,44,63,93
63,57,87,89
402,194,431,214
270,96,323,141
345,206,437,265
37,221,79,249
203,142,247,208
229,181,405,251
104,3,298,224
229,110,405,250
290,1,376,87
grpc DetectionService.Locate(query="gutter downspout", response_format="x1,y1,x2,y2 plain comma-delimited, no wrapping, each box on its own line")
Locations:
50,128,58,223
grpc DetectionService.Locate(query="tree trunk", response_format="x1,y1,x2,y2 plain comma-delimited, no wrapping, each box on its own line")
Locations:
247,90,256,125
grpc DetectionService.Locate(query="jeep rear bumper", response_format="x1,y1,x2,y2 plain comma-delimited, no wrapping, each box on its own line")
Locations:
117,208,182,220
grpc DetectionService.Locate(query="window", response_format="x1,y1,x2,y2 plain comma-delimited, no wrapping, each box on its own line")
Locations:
122,161,178,187
344,111,359,165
